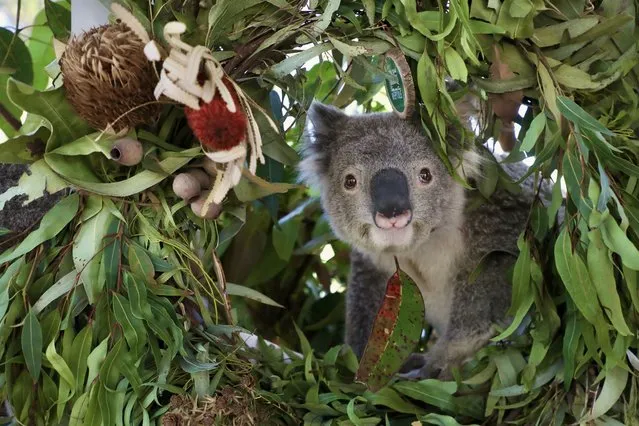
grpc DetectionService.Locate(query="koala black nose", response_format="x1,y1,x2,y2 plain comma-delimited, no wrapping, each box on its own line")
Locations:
370,168,412,220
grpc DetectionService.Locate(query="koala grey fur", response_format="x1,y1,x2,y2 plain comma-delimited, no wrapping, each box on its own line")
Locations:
299,102,546,379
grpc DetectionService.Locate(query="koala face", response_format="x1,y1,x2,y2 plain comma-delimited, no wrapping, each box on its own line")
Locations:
299,103,477,255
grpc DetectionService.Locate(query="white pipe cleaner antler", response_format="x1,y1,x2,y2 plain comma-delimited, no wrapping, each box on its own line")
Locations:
146,21,267,208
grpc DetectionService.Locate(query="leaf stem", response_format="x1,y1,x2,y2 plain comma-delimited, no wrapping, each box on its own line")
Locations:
0,103,21,131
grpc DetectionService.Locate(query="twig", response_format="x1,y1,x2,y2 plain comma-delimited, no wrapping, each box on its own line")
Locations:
16,0,21,31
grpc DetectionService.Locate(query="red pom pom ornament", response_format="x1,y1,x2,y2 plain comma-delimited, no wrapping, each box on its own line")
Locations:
184,78,248,152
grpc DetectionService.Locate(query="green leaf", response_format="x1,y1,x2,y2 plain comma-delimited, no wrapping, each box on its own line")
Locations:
0,27,32,137
128,243,155,282
73,204,113,304
49,133,115,157
557,96,614,136
69,325,93,392
226,283,284,308
45,148,200,197
581,366,628,421
0,259,21,322
587,229,632,336
69,392,90,426
98,338,125,389
554,228,605,325
538,63,560,122
520,112,546,152
568,14,633,45
21,308,43,381
444,47,468,83
270,43,333,79
496,0,535,38
0,193,79,264
367,387,425,414
294,321,313,358
0,159,68,210
7,79,92,151
124,272,153,320
394,380,457,412
531,17,598,47
312,0,341,35
362,0,376,25
473,75,536,93
0,28,33,85
45,0,71,42
45,340,76,406
207,0,263,42
420,413,467,426
27,9,55,91
233,172,299,202
509,0,533,17
33,271,75,314
272,218,301,261
417,49,438,115
0,127,49,164
601,215,639,270
112,294,144,356
562,305,581,391
102,218,122,291
86,336,109,391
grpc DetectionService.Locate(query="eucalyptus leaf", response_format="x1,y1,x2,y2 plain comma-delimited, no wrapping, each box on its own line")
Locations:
0,193,79,264
21,308,43,381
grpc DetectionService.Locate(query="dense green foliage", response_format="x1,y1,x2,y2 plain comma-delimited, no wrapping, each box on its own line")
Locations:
1,0,639,424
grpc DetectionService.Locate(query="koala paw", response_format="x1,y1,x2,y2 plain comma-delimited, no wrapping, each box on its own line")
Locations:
397,353,449,380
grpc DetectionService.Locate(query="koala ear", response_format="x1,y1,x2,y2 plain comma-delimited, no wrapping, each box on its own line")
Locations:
306,102,347,140
298,102,347,188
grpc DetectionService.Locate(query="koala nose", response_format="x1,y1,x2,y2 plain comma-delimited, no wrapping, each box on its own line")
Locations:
370,168,412,229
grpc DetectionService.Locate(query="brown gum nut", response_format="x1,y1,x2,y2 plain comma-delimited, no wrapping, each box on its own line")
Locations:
191,191,222,219
110,138,143,166
173,173,201,201
186,168,211,189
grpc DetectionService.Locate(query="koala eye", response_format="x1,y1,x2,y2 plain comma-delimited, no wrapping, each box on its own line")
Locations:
344,174,357,190
419,168,432,184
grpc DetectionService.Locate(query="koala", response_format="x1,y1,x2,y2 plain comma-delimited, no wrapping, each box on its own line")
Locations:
299,102,543,379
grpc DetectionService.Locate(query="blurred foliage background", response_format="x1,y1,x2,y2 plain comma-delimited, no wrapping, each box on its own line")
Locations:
1,0,639,425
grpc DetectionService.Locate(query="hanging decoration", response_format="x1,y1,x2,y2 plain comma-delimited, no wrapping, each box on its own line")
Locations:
149,22,266,207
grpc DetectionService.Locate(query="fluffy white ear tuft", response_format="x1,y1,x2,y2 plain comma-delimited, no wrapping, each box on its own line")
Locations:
298,102,347,189
449,146,484,181
461,148,484,179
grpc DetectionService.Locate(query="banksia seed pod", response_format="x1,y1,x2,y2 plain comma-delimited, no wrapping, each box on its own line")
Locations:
60,22,161,132
173,172,202,202
110,138,143,166
191,191,222,219
184,78,248,152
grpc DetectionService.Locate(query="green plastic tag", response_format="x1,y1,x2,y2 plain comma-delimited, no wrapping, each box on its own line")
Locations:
385,56,406,114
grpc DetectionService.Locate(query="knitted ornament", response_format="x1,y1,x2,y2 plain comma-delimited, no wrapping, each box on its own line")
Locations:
184,78,248,152
60,4,160,132
149,22,270,208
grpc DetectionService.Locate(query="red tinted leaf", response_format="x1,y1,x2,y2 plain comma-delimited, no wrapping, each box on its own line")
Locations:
356,260,425,391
